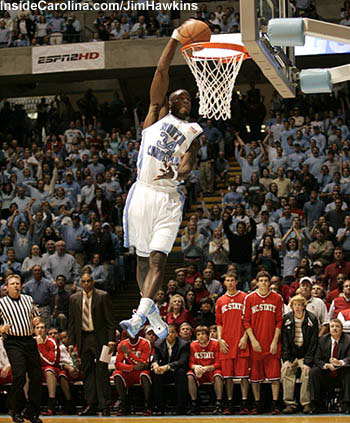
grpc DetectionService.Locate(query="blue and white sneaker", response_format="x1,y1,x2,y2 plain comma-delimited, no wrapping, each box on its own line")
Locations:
120,312,147,338
147,303,169,339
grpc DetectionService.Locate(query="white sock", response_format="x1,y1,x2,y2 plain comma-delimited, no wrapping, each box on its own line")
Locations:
137,298,154,316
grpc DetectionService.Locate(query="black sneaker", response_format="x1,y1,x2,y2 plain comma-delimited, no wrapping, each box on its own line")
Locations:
239,400,250,415
223,400,233,415
213,401,222,415
188,401,198,416
251,401,263,415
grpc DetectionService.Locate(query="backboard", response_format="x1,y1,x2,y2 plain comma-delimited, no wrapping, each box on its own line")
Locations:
240,0,296,98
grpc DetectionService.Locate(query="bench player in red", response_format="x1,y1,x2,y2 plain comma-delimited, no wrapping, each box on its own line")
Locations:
112,332,152,416
187,325,223,415
216,274,250,414
243,271,283,414
35,322,61,415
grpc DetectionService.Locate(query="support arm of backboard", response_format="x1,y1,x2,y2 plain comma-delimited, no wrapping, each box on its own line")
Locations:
268,18,350,46
240,0,296,98
299,65,350,94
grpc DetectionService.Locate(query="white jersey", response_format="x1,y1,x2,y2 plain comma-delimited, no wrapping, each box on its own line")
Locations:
137,113,202,190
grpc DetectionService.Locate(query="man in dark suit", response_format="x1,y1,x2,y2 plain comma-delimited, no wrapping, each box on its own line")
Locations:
151,323,190,415
68,272,115,416
309,318,350,414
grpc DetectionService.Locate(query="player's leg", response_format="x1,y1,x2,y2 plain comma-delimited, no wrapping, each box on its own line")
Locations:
187,373,198,401
266,357,281,414
120,251,168,338
114,373,128,415
221,360,234,415
235,358,250,414
45,370,57,414
136,255,149,292
213,374,223,415
140,373,152,416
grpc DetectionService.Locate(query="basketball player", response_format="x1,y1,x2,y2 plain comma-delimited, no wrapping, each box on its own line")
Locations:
216,274,250,415
243,271,283,414
120,21,203,339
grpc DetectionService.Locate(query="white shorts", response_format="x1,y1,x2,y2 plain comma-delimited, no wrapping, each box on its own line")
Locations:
123,181,184,257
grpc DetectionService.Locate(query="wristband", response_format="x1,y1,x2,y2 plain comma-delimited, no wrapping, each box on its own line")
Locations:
171,167,178,181
171,28,181,42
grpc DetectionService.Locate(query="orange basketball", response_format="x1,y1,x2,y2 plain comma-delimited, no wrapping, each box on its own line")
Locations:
177,19,212,46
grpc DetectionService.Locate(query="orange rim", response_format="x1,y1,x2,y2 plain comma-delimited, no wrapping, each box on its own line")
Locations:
181,42,249,61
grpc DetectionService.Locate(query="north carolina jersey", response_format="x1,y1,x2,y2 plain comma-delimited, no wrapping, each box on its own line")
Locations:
216,291,249,359
243,290,283,359
189,339,221,370
137,113,202,190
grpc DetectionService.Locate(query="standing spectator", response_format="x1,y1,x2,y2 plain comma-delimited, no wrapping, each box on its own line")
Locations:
243,271,283,414
0,19,10,48
8,201,34,262
337,215,350,260
0,274,42,423
35,15,48,45
303,191,325,229
281,294,318,414
21,244,43,282
323,247,350,292
326,197,348,234
216,274,250,415
68,272,115,416
48,11,66,45
281,223,303,283
44,240,80,293
151,323,190,415
198,134,215,194
308,228,334,266
208,228,230,275
298,277,329,336
309,319,350,414
22,265,56,328
53,275,70,331
223,214,256,292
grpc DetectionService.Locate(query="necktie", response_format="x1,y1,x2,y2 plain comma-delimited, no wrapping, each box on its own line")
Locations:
82,297,90,331
330,341,338,379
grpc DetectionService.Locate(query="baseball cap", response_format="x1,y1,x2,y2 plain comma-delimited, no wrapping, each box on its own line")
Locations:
101,222,110,228
300,277,313,286
144,325,155,335
312,261,323,267
72,213,80,220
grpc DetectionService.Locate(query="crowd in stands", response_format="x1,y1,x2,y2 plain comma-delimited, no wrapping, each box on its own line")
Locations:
0,0,329,48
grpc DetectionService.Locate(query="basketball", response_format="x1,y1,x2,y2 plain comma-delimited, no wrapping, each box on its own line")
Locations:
177,19,212,46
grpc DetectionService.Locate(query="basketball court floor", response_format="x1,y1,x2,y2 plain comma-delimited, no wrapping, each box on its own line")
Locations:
0,415,349,422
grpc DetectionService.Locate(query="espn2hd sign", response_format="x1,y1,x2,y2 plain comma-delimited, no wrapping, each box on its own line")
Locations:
32,42,105,74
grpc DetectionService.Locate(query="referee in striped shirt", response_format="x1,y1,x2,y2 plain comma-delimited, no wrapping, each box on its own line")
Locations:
0,274,43,423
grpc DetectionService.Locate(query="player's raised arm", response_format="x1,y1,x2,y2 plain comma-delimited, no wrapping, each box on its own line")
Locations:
143,38,179,129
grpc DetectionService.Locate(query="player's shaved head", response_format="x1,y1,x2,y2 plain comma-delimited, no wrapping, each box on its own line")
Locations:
169,89,191,103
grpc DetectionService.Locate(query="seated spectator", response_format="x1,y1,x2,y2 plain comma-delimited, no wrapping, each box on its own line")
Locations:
329,279,350,319
195,297,216,328
202,267,223,300
187,325,223,415
323,247,350,292
309,319,350,414
154,289,168,319
167,294,194,328
326,273,346,309
86,253,106,291
185,289,200,320
281,294,318,414
0,334,12,386
0,247,21,277
151,324,190,415
112,333,151,416
178,321,193,342
311,284,326,301
174,269,191,298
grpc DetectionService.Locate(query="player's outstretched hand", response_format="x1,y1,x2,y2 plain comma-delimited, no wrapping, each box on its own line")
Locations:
153,161,175,181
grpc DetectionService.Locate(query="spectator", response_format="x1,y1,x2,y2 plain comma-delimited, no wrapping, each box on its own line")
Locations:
308,228,334,266
21,244,43,281
337,215,350,260
323,247,350,292
48,11,66,45
151,323,190,415
281,294,318,414
329,279,350,319
309,319,350,414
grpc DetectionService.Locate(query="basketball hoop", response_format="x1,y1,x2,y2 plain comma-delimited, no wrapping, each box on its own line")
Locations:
181,42,249,120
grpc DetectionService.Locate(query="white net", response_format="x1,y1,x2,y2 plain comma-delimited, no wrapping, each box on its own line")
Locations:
182,43,245,120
